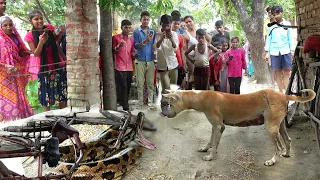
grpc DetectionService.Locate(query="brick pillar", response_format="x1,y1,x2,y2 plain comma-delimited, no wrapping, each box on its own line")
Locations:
65,0,100,106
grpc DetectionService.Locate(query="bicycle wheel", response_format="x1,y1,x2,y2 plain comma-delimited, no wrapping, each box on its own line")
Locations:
285,64,301,128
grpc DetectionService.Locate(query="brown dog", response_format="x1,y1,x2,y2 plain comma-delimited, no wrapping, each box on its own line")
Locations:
163,89,316,166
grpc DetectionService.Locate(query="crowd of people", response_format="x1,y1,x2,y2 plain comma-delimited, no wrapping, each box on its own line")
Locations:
0,0,67,122
113,10,250,116
0,0,293,121
113,5,293,116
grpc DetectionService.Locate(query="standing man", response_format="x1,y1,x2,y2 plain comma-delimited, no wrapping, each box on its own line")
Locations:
133,11,156,109
264,6,276,89
171,10,186,88
264,5,293,94
0,0,5,17
155,14,179,116
112,20,135,111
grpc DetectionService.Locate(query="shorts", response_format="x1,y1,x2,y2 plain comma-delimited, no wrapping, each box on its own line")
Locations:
270,53,292,71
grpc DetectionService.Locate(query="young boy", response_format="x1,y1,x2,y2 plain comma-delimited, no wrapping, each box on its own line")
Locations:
185,29,219,90
133,11,157,109
209,42,222,91
112,20,135,111
212,20,230,47
154,14,179,116
264,5,293,94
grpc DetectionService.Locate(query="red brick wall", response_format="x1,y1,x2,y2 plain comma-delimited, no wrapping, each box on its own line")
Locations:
65,0,99,106
294,0,320,87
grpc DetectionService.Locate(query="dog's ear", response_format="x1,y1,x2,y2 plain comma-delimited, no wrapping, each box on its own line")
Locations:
163,93,181,101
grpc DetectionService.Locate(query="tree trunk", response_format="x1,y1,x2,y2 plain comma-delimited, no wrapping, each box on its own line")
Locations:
231,0,270,84
100,8,117,110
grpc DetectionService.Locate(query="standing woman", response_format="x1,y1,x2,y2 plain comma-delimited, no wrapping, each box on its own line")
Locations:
0,16,33,121
182,15,211,90
24,10,67,112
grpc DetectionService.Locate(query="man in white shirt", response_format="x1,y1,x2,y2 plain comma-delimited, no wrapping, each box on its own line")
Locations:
155,14,179,116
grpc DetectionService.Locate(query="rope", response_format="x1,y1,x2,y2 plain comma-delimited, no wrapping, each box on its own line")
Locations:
1,67,66,77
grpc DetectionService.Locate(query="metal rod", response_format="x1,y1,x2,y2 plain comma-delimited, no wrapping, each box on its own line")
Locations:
308,112,320,124
309,61,320,68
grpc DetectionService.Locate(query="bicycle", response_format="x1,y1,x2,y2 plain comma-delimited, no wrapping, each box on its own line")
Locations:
268,22,320,150
0,118,84,179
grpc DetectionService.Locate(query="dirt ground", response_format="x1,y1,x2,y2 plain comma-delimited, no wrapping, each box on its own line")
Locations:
122,78,320,180
2,77,319,180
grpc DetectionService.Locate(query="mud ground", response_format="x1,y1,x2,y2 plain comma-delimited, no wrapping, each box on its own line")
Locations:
2,77,319,180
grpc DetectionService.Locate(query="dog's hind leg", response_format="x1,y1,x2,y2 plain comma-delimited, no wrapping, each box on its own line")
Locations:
264,122,283,166
202,123,225,161
279,120,291,157
198,126,214,152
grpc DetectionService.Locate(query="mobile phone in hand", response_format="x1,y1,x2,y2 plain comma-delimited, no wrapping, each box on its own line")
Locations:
43,28,49,36
149,30,154,36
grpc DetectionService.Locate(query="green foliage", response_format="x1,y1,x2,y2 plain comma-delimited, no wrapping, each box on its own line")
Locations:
99,0,124,10
192,2,214,27
6,0,65,28
25,79,39,108
150,0,173,15
266,0,295,20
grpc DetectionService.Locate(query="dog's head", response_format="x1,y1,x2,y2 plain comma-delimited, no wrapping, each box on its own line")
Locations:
162,90,185,118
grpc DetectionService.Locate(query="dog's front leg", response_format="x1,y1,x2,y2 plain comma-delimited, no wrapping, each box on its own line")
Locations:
203,124,225,161
198,127,214,152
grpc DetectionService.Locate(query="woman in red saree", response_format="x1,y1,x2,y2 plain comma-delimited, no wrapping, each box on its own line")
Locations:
0,16,33,121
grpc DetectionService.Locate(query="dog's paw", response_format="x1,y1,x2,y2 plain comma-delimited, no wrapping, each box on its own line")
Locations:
198,147,209,152
264,160,275,166
202,155,213,161
281,153,290,158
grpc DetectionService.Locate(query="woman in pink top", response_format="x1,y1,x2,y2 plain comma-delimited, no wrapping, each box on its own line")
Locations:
24,10,67,111
225,36,246,94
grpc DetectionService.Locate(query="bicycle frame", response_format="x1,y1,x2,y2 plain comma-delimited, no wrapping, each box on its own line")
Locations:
276,22,320,149
0,120,84,179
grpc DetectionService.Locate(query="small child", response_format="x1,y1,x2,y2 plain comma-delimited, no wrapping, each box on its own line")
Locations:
209,42,222,91
219,40,229,93
185,29,219,90
225,36,246,94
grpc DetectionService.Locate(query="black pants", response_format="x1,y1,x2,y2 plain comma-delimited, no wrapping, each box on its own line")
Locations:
115,70,133,111
228,77,242,94
177,67,185,86
194,66,210,90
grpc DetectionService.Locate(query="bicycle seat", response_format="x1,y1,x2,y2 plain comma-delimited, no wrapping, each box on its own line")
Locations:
304,35,320,58
51,120,79,143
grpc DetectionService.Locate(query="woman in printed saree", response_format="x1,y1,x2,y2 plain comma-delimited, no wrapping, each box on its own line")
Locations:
0,16,33,121
24,10,67,112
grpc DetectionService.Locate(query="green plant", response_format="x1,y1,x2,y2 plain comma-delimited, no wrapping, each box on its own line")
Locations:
25,79,40,108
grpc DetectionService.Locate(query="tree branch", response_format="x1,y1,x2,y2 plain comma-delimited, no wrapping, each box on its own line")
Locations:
252,0,265,19
231,0,258,33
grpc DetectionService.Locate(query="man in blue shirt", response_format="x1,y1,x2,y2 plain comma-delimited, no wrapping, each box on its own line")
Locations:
264,5,293,94
133,11,156,109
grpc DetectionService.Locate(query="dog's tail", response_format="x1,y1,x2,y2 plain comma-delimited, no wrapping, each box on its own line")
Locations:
286,89,316,103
